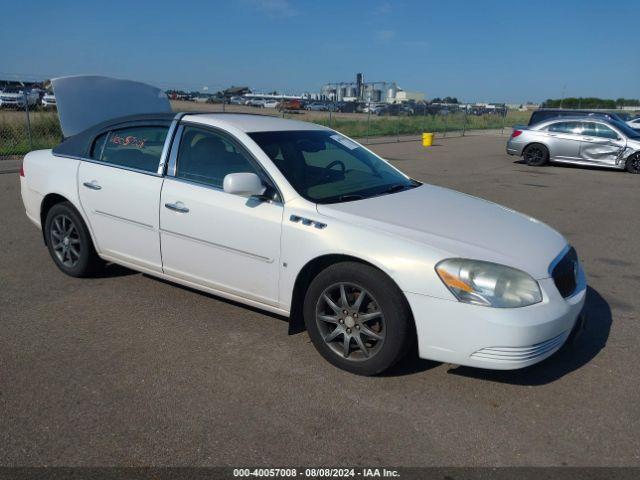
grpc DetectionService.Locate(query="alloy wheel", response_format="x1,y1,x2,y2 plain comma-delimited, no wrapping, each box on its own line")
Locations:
315,282,386,361
526,147,543,163
50,214,81,268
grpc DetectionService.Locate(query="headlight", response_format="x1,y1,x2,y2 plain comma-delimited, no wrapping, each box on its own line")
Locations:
435,259,542,308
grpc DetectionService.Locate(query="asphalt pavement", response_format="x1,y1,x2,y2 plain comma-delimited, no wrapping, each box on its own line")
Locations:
0,134,638,466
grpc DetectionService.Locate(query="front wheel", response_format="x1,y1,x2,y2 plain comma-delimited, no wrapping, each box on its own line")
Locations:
303,262,413,375
44,202,103,277
523,143,549,166
626,153,640,174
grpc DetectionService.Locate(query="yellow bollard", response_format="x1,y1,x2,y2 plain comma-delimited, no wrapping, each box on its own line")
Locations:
422,132,434,147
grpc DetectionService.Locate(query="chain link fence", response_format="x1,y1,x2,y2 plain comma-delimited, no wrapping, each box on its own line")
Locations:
0,95,61,159
1,82,534,160
168,100,530,145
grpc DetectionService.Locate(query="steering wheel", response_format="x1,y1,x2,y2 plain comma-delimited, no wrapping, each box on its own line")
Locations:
322,160,346,180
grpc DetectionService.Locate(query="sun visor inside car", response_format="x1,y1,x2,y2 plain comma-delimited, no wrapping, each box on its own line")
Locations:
51,75,172,138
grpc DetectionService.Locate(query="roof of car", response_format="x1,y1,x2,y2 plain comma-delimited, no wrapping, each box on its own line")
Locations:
532,116,621,127
52,112,330,158
53,113,175,158
183,113,329,133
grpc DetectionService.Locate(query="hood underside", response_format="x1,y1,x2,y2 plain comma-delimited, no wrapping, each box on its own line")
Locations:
317,184,567,279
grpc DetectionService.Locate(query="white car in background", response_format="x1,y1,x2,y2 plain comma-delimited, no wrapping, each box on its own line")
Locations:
41,92,57,108
0,87,39,109
19,76,587,375
262,100,279,108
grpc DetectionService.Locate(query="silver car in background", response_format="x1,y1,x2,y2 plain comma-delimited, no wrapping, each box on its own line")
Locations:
506,117,640,174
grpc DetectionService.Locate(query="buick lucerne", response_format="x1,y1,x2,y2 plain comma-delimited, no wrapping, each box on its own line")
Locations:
20,76,587,375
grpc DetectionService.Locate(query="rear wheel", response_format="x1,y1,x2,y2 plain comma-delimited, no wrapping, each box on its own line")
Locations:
303,262,413,375
626,153,640,174
44,202,103,277
523,143,549,166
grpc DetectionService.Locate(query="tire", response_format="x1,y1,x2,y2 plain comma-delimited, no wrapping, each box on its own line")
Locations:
303,261,413,375
44,201,103,277
626,153,640,174
523,143,549,166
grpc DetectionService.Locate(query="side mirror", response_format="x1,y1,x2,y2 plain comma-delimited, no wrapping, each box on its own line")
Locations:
223,172,266,197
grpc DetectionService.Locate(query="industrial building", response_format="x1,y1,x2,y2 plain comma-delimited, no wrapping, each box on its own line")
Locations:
313,73,424,104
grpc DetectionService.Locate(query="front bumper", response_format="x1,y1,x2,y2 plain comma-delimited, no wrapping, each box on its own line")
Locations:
405,266,587,370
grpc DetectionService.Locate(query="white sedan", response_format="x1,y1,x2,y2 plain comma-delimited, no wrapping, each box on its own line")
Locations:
19,76,587,375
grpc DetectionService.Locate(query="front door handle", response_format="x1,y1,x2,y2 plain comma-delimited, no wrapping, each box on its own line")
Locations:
582,137,594,141
164,201,189,213
83,181,102,190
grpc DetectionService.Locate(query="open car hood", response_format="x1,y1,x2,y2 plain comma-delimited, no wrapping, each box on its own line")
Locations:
51,75,171,138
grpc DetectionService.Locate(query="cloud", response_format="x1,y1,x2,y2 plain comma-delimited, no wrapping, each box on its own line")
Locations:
376,30,396,43
244,0,297,18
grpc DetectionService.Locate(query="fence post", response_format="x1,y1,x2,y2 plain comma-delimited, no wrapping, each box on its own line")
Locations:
462,108,467,137
366,109,371,144
421,104,426,133
443,113,449,138
396,115,400,142
501,109,506,135
23,91,33,151
329,108,332,129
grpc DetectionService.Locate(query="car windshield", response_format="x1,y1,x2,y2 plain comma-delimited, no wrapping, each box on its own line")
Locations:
611,120,640,139
249,130,418,203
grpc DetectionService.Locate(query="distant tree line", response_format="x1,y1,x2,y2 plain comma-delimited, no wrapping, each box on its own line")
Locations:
542,97,640,109
431,97,459,104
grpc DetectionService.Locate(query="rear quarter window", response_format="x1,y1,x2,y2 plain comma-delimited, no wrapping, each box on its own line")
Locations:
91,126,168,173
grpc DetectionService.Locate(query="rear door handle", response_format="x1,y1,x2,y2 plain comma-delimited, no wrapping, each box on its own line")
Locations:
83,181,102,190
582,137,594,141
164,201,189,213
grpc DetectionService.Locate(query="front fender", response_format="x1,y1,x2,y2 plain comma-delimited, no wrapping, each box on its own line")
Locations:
279,201,455,313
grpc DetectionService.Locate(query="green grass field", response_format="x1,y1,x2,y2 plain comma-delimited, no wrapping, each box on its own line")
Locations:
0,108,531,157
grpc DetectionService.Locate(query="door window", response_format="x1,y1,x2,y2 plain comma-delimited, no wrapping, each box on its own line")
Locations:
594,123,619,140
547,122,583,135
92,126,168,173
175,126,261,189
581,122,597,137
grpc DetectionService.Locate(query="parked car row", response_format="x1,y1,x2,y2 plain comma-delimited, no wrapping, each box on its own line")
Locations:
0,87,56,109
228,96,438,115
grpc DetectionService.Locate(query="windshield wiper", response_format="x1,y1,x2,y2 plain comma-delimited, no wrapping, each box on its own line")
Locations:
337,194,365,202
381,183,416,195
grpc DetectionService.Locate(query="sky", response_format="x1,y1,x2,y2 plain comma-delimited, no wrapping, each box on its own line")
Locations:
1,0,639,103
